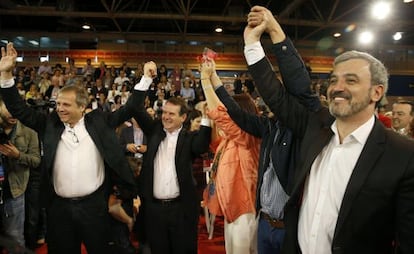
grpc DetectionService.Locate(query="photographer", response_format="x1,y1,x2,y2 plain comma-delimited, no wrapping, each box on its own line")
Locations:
0,100,40,248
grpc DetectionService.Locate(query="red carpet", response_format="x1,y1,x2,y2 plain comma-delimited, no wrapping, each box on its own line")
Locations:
35,215,225,254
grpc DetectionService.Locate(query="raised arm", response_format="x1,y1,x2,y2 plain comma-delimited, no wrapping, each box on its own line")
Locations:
249,6,320,112
200,61,222,111
200,61,260,144
201,60,266,138
0,43,47,134
243,6,312,137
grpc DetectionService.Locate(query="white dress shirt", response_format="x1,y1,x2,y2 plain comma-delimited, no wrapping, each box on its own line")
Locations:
53,118,105,198
153,127,182,199
298,116,375,254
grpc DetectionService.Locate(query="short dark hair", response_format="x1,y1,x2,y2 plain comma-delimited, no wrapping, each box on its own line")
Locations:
166,97,189,116
395,101,414,115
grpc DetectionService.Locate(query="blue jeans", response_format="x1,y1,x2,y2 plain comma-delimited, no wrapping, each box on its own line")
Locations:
257,216,285,254
1,194,26,246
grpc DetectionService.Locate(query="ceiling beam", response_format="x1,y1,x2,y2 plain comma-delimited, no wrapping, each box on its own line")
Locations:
100,0,123,32
3,7,406,28
279,0,307,19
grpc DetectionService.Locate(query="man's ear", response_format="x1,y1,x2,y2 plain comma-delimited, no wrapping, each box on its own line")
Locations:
371,84,384,103
181,113,187,123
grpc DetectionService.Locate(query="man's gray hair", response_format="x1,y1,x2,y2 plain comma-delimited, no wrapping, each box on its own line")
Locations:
334,50,389,94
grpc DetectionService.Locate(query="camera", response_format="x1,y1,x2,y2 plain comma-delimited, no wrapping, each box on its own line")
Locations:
26,98,56,110
0,128,9,144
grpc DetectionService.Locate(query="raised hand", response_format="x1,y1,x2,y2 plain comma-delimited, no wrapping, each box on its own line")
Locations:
143,61,157,79
244,6,267,45
200,59,216,80
244,6,286,45
258,6,286,43
0,43,17,73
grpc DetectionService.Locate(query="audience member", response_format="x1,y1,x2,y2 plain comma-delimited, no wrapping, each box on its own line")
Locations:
391,101,414,137
180,77,195,106
37,61,52,76
81,58,94,77
233,72,254,95
169,64,181,91
0,100,40,248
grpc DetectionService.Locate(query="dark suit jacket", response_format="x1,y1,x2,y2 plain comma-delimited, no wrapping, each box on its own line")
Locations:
135,96,211,217
119,125,147,157
248,57,414,254
0,85,140,202
216,38,320,211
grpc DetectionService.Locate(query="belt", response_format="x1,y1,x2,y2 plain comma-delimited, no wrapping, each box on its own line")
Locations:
56,185,104,202
260,211,284,229
153,196,180,205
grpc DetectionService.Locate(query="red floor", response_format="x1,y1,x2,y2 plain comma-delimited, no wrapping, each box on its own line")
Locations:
34,215,225,254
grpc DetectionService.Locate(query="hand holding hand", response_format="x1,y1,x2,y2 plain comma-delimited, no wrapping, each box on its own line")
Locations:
258,6,286,43
200,59,216,80
0,43,17,73
143,61,157,79
244,6,286,44
244,7,267,45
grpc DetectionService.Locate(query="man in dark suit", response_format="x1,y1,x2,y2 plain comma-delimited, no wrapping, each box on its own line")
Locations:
0,43,157,254
245,6,414,254
135,91,211,253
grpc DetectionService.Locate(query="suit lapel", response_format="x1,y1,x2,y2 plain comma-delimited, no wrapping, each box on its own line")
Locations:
175,129,186,165
291,126,334,198
334,121,386,237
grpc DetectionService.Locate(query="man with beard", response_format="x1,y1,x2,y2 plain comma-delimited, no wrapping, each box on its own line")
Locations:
245,6,414,254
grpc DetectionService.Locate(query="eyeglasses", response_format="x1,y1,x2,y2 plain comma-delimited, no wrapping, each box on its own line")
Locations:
67,128,79,143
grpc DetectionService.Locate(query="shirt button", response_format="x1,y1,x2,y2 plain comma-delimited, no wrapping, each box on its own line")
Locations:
282,45,287,51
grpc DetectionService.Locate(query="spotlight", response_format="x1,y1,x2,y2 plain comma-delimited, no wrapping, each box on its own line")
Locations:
393,32,402,41
82,24,91,30
333,32,341,38
215,27,223,33
371,1,391,20
358,31,374,44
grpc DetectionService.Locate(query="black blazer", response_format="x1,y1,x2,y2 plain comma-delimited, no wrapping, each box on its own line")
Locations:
248,57,414,254
0,85,141,201
134,95,211,216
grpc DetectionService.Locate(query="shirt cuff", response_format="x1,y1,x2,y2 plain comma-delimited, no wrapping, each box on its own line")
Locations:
0,78,15,88
244,41,266,66
134,76,153,91
200,117,211,127
213,84,223,91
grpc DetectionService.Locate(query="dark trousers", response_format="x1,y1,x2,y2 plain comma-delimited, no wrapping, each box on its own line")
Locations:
145,200,198,254
46,187,110,254
24,166,41,250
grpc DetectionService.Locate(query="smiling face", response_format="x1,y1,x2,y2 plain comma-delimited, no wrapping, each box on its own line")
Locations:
392,102,413,131
327,58,382,120
161,102,187,133
56,90,85,127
